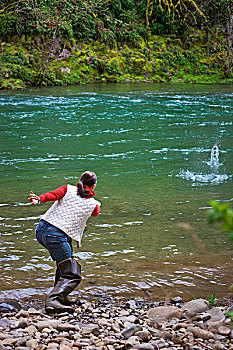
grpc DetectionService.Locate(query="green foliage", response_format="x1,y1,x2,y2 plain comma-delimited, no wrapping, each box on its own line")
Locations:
0,0,232,88
207,200,233,244
205,289,217,306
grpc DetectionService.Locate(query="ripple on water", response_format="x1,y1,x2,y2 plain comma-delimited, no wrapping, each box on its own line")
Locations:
0,85,233,301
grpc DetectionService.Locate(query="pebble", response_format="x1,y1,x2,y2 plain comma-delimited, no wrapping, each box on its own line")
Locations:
125,335,140,348
217,326,231,336
121,324,143,339
213,341,225,350
134,344,154,350
189,326,215,339
0,297,232,350
18,318,29,329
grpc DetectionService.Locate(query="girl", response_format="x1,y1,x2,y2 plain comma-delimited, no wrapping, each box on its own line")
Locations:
28,171,101,314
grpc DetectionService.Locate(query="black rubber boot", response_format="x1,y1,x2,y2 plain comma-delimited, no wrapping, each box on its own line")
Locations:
54,268,75,306
45,258,81,314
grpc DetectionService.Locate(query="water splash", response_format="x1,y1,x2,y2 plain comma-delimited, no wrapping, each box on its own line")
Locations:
207,144,221,167
177,170,231,185
177,144,232,185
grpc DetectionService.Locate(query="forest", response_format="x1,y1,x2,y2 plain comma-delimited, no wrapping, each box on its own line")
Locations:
0,0,232,89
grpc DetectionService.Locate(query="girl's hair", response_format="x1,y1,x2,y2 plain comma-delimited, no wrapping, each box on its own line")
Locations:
77,171,97,197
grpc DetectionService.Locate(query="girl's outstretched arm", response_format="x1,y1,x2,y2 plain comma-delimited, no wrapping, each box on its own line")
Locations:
28,185,68,204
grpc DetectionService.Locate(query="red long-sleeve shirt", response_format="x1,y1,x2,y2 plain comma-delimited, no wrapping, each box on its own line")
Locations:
39,185,100,217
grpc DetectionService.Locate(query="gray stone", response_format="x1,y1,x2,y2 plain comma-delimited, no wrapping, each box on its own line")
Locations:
193,312,211,321
205,307,225,330
0,318,11,329
24,325,37,336
81,324,100,336
160,330,173,340
125,335,140,349
0,300,21,313
121,324,143,339
134,344,154,350
217,326,231,336
120,315,137,323
16,336,31,347
57,323,79,332
171,297,183,304
16,310,29,318
59,345,71,350
127,300,137,310
151,339,166,349
2,337,17,346
189,326,214,340
215,334,226,340
147,306,184,322
0,340,7,350
36,320,62,331
0,333,11,341
111,323,120,332
213,341,225,350
135,329,151,342
18,318,29,329
181,299,209,318
28,308,40,315
26,339,39,349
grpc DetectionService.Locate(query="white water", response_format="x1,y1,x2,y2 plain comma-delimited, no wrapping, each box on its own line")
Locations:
177,144,232,185
207,144,221,167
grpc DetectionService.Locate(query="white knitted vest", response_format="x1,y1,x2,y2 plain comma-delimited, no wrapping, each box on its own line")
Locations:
41,184,101,246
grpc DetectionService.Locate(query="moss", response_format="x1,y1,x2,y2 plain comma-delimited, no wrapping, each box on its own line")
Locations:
1,78,26,89
0,29,232,89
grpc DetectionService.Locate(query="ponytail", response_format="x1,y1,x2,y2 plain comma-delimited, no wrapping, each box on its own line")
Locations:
77,171,97,198
77,180,90,198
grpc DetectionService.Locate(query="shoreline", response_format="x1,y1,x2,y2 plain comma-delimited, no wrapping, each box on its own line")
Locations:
1,295,233,349
1,77,233,92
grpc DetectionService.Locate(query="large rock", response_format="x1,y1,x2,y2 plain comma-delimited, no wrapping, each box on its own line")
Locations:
147,306,184,322
205,307,225,330
189,326,215,340
181,299,209,318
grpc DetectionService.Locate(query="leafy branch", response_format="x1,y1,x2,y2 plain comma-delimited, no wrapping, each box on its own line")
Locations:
207,200,233,244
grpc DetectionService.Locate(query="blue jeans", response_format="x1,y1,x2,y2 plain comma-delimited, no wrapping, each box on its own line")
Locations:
36,220,73,264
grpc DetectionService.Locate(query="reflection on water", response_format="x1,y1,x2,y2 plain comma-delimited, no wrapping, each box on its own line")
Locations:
0,83,232,301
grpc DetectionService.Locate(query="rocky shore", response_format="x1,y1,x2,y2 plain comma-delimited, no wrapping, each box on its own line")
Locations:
0,296,233,350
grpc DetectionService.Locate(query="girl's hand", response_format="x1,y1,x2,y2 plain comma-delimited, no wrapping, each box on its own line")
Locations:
28,191,41,205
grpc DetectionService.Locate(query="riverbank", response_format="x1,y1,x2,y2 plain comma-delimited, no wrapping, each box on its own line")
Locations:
1,28,232,90
0,296,233,349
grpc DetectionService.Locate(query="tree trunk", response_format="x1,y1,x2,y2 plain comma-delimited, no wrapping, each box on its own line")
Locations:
226,13,233,77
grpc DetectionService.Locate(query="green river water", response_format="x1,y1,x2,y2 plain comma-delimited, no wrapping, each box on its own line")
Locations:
0,83,233,302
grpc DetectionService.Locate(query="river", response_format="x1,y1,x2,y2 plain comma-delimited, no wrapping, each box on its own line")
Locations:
0,83,232,302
